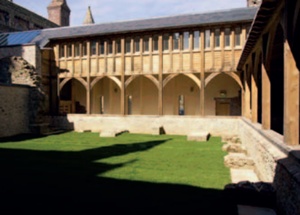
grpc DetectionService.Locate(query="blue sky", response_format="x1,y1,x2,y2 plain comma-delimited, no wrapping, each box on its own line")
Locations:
13,0,247,26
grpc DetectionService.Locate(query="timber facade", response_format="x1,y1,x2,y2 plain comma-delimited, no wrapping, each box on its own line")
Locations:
49,8,255,117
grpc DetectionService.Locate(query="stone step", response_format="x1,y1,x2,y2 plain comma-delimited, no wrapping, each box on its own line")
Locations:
238,205,277,215
224,153,255,169
231,168,259,183
222,143,247,153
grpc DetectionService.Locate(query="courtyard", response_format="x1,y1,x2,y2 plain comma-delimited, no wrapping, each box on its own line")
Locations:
0,132,236,214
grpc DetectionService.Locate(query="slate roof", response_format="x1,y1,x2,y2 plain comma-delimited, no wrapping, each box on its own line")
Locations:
0,7,257,48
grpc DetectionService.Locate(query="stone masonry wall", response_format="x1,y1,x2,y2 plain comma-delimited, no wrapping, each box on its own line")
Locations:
239,118,300,215
51,115,240,136
0,84,30,137
0,45,38,70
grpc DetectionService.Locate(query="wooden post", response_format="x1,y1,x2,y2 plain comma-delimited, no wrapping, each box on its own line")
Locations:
261,63,271,129
251,68,258,123
86,41,91,114
284,41,299,145
244,69,251,119
121,38,125,115
200,30,205,116
158,35,163,115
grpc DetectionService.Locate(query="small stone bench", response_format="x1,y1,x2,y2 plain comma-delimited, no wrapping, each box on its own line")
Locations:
100,129,128,137
187,131,210,142
151,126,165,135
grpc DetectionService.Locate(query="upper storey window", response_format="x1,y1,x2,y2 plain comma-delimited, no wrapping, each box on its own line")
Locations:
163,34,169,51
235,27,241,47
173,33,180,50
107,40,113,54
115,39,121,54
91,41,97,55
214,29,220,48
74,43,80,57
134,37,140,53
126,38,131,53
183,32,189,50
193,31,200,50
59,45,65,58
153,35,159,52
225,28,231,47
67,44,72,57
143,36,149,52
82,42,88,56
99,41,105,55
205,30,210,49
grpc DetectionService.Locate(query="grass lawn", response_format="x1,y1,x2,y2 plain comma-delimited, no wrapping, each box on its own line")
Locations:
0,132,236,214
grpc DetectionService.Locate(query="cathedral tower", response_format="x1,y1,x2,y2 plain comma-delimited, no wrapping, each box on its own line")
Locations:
47,0,70,26
247,0,262,7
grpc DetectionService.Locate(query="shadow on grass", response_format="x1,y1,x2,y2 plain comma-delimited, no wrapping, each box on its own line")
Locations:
0,138,237,215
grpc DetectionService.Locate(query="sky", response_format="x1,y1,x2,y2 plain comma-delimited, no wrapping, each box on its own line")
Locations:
13,0,247,27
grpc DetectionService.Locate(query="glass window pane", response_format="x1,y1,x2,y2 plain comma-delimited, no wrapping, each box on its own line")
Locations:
173,33,180,50
153,35,158,52
215,29,220,48
205,30,210,49
59,45,65,58
235,27,241,46
143,36,149,52
134,37,140,53
75,43,80,56
183,32,189,50
126,38,131,53
99,41,105,55
116,39,121,54
163,34,169,51
108,40,113,54
193,31,200,50
225,28,231,47
91,41,97,55
82,42,87,56
67,44,72,57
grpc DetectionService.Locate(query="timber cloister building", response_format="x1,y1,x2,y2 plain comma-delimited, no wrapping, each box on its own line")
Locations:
0,0,300,214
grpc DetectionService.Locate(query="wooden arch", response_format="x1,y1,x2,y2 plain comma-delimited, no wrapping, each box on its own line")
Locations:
163,73,201,88
125,75,159,89
205,72,243,89
91,76,122,90
59,77,88,91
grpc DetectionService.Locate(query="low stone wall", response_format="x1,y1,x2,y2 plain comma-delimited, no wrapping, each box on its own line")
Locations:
56,115,240,136
0,84,30,137
239,118,300,215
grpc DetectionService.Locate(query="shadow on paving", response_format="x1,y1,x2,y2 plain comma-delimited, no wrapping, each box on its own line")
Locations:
0,137,237,215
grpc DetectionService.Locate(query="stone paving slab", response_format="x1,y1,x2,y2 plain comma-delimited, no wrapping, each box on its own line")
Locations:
238,205,277,215
230,168,259,183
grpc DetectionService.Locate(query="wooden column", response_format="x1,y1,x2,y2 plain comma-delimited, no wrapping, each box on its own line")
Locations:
121,38,125,115
158,35,163,115
261,63,271,129
200,30,205,116
251,69,258,123
244,70,251,119
284,41,299,145
86,42,91,114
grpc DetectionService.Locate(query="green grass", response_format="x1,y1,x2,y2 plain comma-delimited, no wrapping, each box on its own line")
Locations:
0,132,235,214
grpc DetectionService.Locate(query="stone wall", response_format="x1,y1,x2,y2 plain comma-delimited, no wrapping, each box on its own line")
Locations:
239,118,300,215
51,115,240,136
0,45,39,71
0,84,30,137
